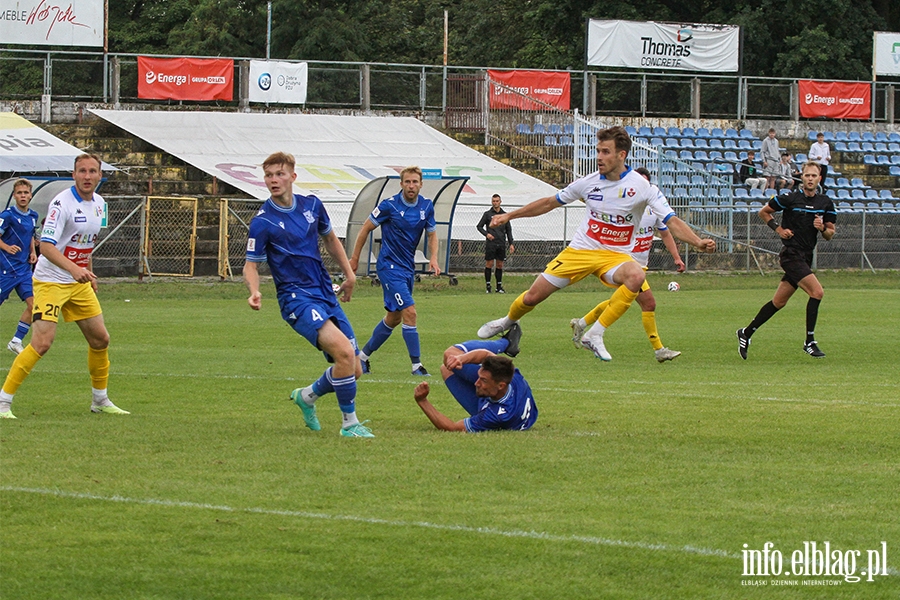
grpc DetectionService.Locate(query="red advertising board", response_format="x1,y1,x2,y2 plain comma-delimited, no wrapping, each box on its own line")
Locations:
799,80,871,120
487,70,570,111
138,57,234,101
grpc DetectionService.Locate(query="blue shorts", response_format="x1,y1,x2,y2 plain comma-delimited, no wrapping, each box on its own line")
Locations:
278,292,358,355
444,363,482,415
0,271,33,304
378,268,415,312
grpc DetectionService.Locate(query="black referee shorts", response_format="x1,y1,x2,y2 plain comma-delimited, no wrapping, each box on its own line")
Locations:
485,242,507,261
779,246,814,287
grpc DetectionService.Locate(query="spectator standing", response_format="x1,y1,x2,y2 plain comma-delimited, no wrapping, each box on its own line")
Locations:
476,194,515,294
808,132,831,191
760,128,781,189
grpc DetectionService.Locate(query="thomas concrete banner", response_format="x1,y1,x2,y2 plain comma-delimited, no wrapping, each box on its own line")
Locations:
874,32,900,77
487,70,570,110
798,80,871,120
248,60,308,104
138,56,234,102
586,19,739,72
0,0,103,46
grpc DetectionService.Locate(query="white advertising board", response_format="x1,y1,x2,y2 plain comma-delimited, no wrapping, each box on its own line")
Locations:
0,0,103,47
873,32,900,77
249,60,308,104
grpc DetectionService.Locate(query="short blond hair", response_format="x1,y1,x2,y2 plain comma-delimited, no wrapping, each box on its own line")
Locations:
399,166,422,181
13,178,32,191
262,152,296,172
74,153,102,169
802,161,822,174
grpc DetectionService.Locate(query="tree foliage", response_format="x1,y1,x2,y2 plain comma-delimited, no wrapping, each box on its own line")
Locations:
102,0,899,81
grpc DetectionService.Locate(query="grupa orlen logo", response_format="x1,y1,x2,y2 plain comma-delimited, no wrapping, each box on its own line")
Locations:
145,70,157,84
677,28,693,43
258,73,272,91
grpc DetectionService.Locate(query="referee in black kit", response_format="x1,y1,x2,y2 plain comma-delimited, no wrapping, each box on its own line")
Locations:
737,162,837,360
476,194,515,294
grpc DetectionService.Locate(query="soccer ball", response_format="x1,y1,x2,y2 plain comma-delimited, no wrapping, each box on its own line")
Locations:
667,281,680,292
332,283,342,294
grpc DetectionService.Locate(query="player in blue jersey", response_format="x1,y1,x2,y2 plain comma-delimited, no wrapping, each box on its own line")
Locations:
412,324,537,432
0,179,39,355
349,166,440,376
243,152,373,438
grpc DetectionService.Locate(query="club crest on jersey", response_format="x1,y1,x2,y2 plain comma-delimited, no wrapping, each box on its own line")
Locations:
303,210,315,224
617,187,636,198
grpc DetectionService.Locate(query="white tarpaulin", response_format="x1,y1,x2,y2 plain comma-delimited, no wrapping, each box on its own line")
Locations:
89,110,572,240
0,0,103,47
587,19,740,72
0,112,114,172
249,60,308,104
874,32,900,77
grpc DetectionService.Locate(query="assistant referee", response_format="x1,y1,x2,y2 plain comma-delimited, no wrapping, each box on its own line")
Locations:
476,194,514,293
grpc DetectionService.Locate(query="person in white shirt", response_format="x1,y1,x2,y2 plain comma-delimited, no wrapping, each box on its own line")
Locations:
808,132,831,191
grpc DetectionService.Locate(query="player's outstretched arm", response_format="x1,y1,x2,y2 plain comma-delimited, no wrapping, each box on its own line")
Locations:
414,382,467,432
322,230,357,301
349,219,377,273
243,260,262,310
490,196,558,228
663,216,716,252
659,229,685,272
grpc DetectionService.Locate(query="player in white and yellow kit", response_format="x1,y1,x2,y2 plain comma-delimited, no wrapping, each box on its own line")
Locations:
570,167,686,363
0,154,128,419
477,126,715,361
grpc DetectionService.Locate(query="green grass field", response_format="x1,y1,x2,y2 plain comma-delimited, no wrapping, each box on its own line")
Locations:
1,271,898,599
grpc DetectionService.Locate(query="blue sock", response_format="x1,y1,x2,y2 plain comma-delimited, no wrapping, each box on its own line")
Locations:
332,374,357,414
454,339,509,354
402,324,421,362
311,367,335,397
14,321,30,340
362,319,394,356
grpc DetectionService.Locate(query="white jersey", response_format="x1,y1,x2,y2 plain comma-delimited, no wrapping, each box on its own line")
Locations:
557,167,674,252
631,185,669,268
34,186,106,284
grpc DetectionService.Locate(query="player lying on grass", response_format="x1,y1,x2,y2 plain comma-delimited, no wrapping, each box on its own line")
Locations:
413,324,536,432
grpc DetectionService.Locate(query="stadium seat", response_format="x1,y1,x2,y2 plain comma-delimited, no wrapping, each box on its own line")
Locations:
875,142,888,153
836,201,851,212
807,131,819,141
862,132,876,142
563,124,574,135
835,131,849,142
890,132,900,143
544,135,558,146
660,174,676,186
847,142,862,152
667,127,682,137
892,155,900,165
559,135,574,146
679,150,694,161
516,124,531,134
837,189,851,200
880,189,898,200
876,132,889,142
825,177,837,188
693,138,709,149
864,154,877,165
823,132,835,141
836,177,850,188
734,188,750,199
715,163,734,175
846,131,861,142
866,202,881,211
734,200,749,209
709,139,724,149
739,129,755,139
724,128,739,139
834,141,848,152
676,175,690,186
708,151,724,161
779,187,791,195
690,175,706,186
889,143,900,153
795,153,808,162
693,150,709,162
764,189,777,198
680,138,695,148
724,151,738,162
710,128,725,138
653,126,667,137
625,125,638,136
691,162,705,172
664,149,677,159
749,201,764,209
547,124,562,135
826,189,838,199
638,126,653,137
665,138,681,148
688,187,704,199
752,140,763,150
865,189,880,199
877,155,891,165
850,178,869,189
890,165,900,176
532,123,546,134
862,142,875,152
650,137,664,147
578,147,597,160
672,187,689,200
696,127,711,138
749,188,765,199
723,139,737,149
851,189,866,199
681,127,697,137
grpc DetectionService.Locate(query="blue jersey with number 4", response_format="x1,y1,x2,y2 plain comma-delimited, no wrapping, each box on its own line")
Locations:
369,192,436,274
245,194,335,303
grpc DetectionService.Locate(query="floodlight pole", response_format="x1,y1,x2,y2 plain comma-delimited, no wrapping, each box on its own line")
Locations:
103,0,108,102
266,2,272,60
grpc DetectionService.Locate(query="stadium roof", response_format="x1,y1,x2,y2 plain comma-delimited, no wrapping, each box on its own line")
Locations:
0,112,115,173
89,110,575,240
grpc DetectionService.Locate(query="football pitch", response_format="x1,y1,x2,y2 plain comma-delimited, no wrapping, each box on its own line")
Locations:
1,271,898,599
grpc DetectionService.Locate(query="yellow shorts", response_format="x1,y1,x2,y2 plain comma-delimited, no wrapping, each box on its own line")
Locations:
640,267,651,293
32,280,102,324
542,247,637,289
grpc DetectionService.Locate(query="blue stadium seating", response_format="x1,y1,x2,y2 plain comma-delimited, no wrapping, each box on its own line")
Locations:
638,126,653,137
544,135,558,146
516,124,531,134
877,155,891,165
679,150,694,161
876,132,889,142
749,189,765,199
863,154,877,165
851,178,869,189
693,150,709,162
710,128,725,138
807,131,819,141
851,189,866,200
625,125,638,136
724,128,739,139
547,124,562,135
834,141,848,152
752,140,763,150
862,142,875,152
723,139,737,149
875,142,888,152
563,124,574,135
696,127,711,138
835,177,850,188
862,132,876,142
824,177,837,188
890,165,900,176
680,138,695,148
880,189,898,200
835,131,849,142
693,138,709,149
665,138,681,148
889,143,900,153
559,135,574,146
847,132,862,142
708,150,724,161
532,123,546,134
681,127,697,137
890,132,900,143
709,139,723,150
667,127,682,137
837,189,851,200
734,188,750,199
847,142,862,152
795,153,808,162
739,129,755,139
865,189,880,199
892,155,900,165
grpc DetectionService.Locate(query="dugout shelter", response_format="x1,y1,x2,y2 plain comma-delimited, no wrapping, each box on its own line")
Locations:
345,175,468,284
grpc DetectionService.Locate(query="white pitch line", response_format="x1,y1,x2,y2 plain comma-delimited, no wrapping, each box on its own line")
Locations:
3,485,736,559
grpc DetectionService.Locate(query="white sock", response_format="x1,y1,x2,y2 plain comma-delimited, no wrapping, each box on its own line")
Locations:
588,323,607,338
0,400,12,413
342,411,359,428
92,388,111,406
11,336,22,343
411,362,423,371
0,390,14,403
577,318,587,329
358,351,370,361
301,385,318,405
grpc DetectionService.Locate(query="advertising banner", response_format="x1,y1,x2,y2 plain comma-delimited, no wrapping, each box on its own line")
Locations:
487,70,570,110
138,56,234,102
248,60,308,104
0,0,103,46
798,80,871,120
586,19,739,72
873,32,900,77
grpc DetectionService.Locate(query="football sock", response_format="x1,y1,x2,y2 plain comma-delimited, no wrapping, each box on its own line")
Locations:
806,298,821,343
362,319,394,356
598,286,639,328
88,347,110,390
91,388,113,406
587,322,607,338
584,299,610,326
747,301,780,337
495,268,503,286
341,410,360,428
14,321,30,341
642,311,664,350
312,367,335,396
508,292,534,321
457,339,509,354
2,344,42,396
333,373,357,416
484,267,492,284
401,324,421,363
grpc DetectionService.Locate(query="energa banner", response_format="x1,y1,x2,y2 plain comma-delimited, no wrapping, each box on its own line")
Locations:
586,19,739,72
138,56,234,102
487,70,570,110
873,32,900,77
0,0,103,46
798,80,871,120
249,61,308,104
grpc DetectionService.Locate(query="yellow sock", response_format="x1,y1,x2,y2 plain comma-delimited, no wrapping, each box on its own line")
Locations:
2,345,42,396
88,347,110,390
642,311,664,350
584,299,610,326
508,292,536,321
598,286,639,328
